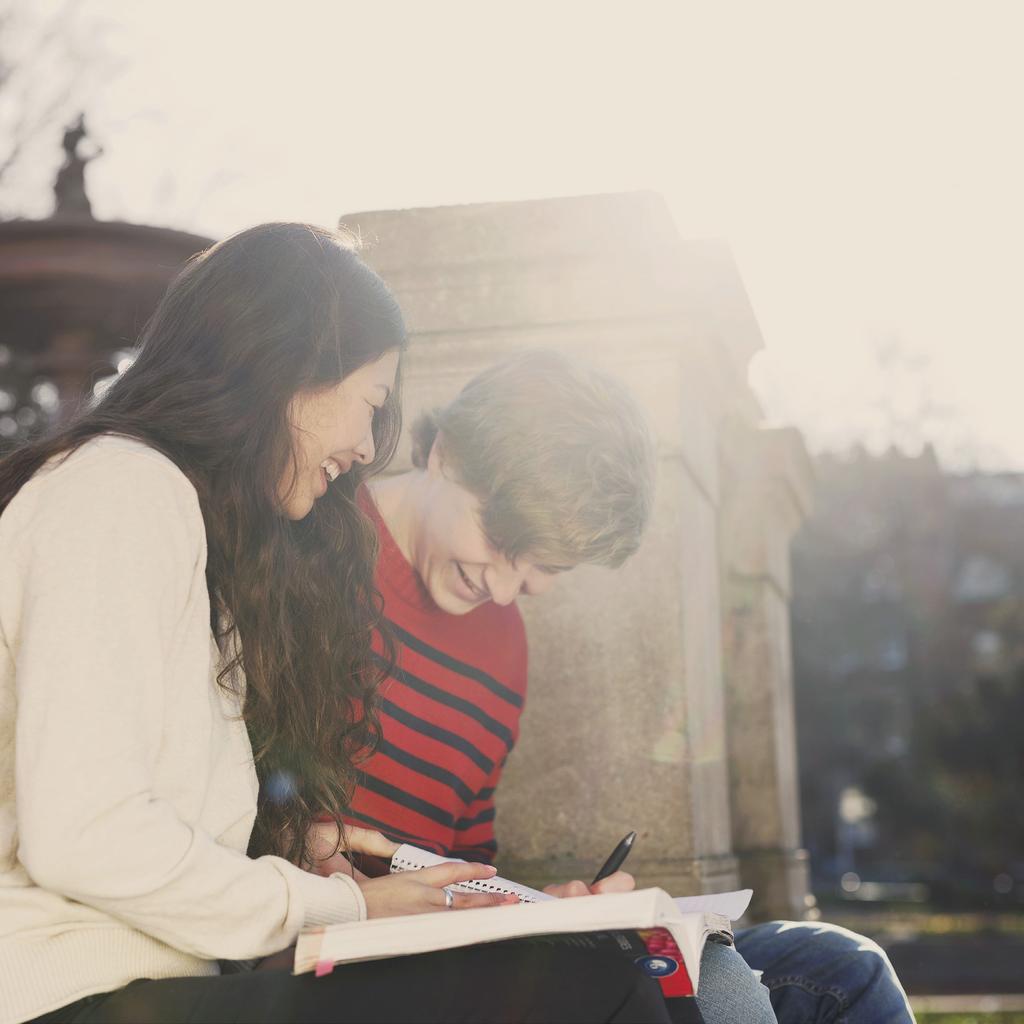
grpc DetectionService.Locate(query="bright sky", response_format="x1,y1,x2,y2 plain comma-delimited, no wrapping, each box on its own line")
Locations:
9,0,1024,469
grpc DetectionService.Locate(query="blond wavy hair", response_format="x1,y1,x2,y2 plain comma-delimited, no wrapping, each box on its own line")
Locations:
411,350,655,569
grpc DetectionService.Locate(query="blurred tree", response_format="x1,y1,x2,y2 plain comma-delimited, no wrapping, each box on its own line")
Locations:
791,447,958,871
792,445,1024,906
864,668,1024,895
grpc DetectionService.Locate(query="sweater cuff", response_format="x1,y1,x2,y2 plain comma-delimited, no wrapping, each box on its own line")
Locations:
292,868,366,928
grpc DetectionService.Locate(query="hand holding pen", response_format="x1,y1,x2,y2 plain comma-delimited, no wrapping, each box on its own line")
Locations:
542,830,638,898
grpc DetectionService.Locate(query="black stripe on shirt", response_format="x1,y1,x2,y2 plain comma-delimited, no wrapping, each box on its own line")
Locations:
454,806,496,830
382,699,495,774
358,773,454,828
373,739,477,806
384,659,516,748
388,620,524,709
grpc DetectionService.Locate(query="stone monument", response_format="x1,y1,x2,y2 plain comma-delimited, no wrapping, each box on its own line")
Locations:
340,192,814,919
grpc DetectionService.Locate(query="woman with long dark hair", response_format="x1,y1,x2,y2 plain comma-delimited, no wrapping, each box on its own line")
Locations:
0,224,669,1024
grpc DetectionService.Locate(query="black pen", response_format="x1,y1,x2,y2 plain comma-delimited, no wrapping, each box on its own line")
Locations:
591,831,637,885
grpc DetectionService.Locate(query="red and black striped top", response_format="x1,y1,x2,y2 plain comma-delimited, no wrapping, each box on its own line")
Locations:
345,489,528,862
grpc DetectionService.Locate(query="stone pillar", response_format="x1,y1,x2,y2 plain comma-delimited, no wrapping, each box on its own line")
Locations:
719,420,815,920
499,335,744,895
341,193,795,897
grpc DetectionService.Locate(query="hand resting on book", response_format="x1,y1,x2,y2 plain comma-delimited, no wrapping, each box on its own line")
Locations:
304,823,519,918
359,861,520,918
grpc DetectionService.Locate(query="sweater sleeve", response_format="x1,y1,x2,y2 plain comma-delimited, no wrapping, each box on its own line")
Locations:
11,444,364,960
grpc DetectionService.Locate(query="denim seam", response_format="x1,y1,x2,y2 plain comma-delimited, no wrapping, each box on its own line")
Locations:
765,973,851,1023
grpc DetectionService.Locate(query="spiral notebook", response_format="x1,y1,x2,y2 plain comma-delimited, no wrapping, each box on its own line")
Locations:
388,843,553,903
387,845,752,921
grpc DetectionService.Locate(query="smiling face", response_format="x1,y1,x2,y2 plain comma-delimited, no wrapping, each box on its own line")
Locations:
405,441,564,614
279,349,400,520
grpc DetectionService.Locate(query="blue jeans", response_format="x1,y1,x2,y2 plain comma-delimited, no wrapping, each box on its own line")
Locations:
695,940,777,1024
735,921,916,1024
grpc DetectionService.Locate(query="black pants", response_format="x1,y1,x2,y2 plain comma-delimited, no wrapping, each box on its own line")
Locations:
28,944,673,1024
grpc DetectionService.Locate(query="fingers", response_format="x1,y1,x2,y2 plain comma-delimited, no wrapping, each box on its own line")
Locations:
359,874,516,920
543,880,591,898
446,890,520,911
343,825,400,858
590,870,635,895
415,860,498,888
543,871,638,898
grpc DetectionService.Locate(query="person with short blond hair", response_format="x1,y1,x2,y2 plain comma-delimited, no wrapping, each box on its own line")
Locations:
331,348,913,1024
347,350,658,858
336,350,778,1023
409,349,655,578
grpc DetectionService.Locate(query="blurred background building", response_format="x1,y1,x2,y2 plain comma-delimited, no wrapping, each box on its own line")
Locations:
793,447,1024,917
0,116,210,450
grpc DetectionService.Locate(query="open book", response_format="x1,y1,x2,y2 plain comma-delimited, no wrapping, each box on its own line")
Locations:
295,845,752,993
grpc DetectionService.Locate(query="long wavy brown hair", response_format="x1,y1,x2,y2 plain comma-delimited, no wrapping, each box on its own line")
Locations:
0,222,406,865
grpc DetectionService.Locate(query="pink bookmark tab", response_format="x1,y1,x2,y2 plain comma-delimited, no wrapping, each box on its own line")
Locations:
315,959,335,978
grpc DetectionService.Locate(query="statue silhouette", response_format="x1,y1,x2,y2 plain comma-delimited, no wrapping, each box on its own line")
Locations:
53,114,102,219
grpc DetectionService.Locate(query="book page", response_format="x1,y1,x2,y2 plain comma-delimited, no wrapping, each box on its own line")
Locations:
672,889,752,922
390,844,554,903
295,887,700,976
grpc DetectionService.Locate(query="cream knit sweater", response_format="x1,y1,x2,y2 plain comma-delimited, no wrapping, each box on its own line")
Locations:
0,437,365,1024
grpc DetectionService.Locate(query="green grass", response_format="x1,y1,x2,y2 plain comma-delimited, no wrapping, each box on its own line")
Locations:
916,1015,1024,1023
818,905,1024,940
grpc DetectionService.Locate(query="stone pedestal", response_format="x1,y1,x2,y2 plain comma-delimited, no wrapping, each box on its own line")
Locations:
719,421,815,920
341,193,809,904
